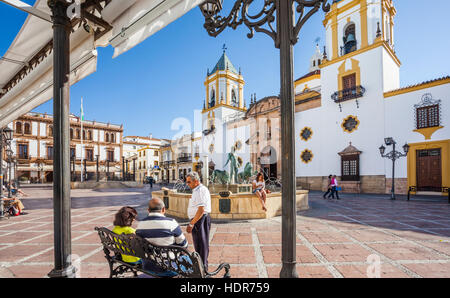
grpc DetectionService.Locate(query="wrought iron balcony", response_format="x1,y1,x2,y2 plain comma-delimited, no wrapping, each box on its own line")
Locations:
331,85,366,111
162,160,175,167
331,85,366,103
177,154,192,163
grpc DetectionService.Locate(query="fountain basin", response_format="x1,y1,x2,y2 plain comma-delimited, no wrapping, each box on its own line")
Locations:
152,189,309,220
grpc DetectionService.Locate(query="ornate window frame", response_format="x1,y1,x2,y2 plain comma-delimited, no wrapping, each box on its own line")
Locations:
413,93,443,140
341,115,360,133
300,127,313,141
300,149,314,164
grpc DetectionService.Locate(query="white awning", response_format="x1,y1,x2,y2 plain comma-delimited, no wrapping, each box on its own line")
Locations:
0,0,203,127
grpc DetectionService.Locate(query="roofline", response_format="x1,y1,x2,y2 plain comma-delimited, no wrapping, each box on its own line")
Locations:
384,76,450,98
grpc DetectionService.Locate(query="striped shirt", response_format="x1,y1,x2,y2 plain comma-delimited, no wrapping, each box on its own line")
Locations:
136,212,187,248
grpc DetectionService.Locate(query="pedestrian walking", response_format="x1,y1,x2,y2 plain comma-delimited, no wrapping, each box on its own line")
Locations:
323,175,332,199
185,172,211,270
328,175,340,200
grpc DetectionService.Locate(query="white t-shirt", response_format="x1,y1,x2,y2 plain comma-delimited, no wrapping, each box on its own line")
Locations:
187,184,212,219
253,180,265,190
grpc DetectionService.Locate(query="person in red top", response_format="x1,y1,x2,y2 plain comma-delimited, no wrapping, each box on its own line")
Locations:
329,175,340,200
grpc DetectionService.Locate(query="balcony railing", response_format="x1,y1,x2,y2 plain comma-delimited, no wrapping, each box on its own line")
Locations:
162,160,175,167
177,154,192,163
331,85,365,103
331,85,366,111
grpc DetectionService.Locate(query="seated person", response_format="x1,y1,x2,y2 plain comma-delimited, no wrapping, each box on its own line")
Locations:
112,206,142,265
252,173,267,211
136,198,190,277
3,197,25,216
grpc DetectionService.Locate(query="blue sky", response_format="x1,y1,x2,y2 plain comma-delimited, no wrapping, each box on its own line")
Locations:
1,0,449,139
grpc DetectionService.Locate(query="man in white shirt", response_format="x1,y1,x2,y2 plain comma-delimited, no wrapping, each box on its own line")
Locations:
185,172,211,270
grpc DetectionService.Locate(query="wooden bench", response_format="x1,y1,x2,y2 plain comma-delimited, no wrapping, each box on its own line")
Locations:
408,186,449,203
95,227,231,278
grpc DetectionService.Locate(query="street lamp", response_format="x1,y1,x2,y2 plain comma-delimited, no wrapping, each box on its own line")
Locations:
199,0,330,278
0,127,13,220
379,137,409,200
6,148,13,198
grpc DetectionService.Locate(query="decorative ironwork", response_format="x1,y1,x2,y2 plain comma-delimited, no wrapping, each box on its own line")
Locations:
200,0,330,48
177,153,192,163
342,115,360,133
331,85,366,111
300,149,313,164
95,227,231,278
414,93,441,129
299,127,313,141
378,138,409,200
202,125,216,136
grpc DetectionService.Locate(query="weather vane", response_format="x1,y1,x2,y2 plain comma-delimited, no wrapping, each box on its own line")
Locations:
314,37,321,45
222,43,227,53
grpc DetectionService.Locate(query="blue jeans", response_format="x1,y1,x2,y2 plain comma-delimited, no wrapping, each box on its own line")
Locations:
143,255,192,277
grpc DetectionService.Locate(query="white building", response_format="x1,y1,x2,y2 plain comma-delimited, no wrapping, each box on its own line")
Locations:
195,0,449,195
123,135,162,181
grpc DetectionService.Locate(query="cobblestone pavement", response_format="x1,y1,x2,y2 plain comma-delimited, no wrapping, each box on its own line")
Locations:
0,185,449,278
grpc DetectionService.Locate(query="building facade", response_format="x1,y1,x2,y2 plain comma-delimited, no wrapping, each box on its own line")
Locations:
194,0,449,195
10,112,123,182
123,135,162,182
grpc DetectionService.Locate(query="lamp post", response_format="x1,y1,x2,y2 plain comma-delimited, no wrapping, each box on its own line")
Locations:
6,148,13,198
199,0,330,278
0,127,14,220
379,137,410,200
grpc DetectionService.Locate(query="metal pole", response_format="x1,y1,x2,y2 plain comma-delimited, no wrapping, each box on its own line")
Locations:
133,159,136,182
0,130,5,220
8,155,11,198
107,160,110,181
278,0,298,278
391,143,396,200
48,0,75,278
122,156,125,181
96,155,99,182
83,158,87,181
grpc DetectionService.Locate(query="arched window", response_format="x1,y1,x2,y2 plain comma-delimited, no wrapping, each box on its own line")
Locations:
105,132,110,143
343,23,357,55
209,88,215,108
16,122,22,134
111,133,115,143
82,130,86,140
24,123,31,135
266,119,272,140
87,130,92,141
48,125,53,137
76,129,80,139
231,89,238,107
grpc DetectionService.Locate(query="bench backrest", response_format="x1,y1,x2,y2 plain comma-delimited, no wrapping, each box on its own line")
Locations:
95,227,205,278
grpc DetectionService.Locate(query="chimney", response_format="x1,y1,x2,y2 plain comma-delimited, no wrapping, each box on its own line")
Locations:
149,133,153,139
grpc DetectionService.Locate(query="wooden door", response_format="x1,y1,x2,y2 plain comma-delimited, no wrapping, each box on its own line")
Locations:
342,73,356,90
416,149,442,191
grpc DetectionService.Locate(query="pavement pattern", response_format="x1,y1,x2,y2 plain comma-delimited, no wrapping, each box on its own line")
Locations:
0,185,449,278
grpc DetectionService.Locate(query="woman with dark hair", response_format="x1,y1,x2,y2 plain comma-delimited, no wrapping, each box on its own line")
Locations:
323,175,332,199
252,173,267,211
112,206,141,265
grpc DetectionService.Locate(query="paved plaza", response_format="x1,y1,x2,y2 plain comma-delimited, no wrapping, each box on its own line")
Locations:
0,185,449,278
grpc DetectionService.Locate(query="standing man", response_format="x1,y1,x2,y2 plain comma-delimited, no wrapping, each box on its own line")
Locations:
185,172,211,270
